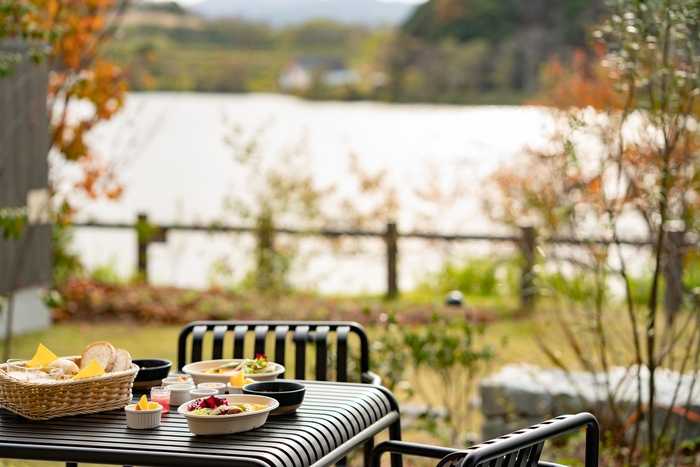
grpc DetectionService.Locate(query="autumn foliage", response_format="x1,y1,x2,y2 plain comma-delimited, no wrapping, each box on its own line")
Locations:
486,38,700,239
28,0,129,214
530,45,628,111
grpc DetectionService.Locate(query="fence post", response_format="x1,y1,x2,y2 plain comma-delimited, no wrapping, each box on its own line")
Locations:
136,214,149,280
385,222,398,298
519,226,536,309
664,229,684,325
136,213,167,282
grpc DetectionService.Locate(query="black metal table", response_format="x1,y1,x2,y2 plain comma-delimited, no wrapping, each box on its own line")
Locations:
0,380,402,467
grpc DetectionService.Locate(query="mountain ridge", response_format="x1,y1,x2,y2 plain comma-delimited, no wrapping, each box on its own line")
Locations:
184,0,420,27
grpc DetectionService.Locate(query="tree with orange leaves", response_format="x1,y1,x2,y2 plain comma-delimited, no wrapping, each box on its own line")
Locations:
484,1,700,465
38,0,130,220
0,0,130,227
2,0,129,224
4,0,130,217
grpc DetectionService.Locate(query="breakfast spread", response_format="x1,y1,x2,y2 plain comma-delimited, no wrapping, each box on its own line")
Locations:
186,395,267,415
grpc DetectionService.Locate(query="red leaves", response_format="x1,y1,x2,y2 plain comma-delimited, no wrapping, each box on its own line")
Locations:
530,47,627,111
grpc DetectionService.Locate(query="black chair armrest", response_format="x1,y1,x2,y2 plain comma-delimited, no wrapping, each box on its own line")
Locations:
458,413,598,467
370,413,599,467
363,370,382,385
370,440,459,467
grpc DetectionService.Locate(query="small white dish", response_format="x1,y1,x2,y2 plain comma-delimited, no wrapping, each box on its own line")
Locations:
190,388,218,398
178,394,279,435
197,382,226,394
162,375,192,386
124,403,162,429
169,383,196,407
226,384,243,395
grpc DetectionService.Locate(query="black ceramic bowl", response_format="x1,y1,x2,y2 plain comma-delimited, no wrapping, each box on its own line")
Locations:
242,381,306,415
133,358,172,389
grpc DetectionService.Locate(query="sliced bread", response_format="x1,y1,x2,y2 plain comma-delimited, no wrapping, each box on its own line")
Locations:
80,341,116,372
112,348,132,372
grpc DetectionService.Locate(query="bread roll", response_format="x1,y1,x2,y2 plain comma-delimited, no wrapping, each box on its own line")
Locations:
112,348,132,372
47,358,80,375
80,341,116,372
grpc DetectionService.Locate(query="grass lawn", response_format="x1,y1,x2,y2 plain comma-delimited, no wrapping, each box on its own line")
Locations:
1,323,183,366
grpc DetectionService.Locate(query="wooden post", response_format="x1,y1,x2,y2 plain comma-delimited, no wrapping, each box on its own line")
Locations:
519,226,536,309
664,230,684,325
385,222,398,298
136,214,148,280
136,213,167,282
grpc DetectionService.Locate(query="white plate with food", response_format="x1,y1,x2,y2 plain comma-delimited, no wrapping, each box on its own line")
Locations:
177,394,279,435
182,356,285,385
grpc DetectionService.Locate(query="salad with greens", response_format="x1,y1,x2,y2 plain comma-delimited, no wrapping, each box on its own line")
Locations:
186,395,267,416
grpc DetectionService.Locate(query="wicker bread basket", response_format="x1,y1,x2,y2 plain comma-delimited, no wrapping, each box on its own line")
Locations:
0,356,138,420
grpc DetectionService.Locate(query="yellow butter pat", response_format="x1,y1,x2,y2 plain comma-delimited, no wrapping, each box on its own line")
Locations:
73,359,105,379
28,343,59,367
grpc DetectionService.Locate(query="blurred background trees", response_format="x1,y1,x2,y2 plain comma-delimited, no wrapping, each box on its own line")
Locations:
102,0,608,104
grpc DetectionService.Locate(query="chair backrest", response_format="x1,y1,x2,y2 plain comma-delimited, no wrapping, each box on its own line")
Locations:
369,412,599,467
177,320,380,384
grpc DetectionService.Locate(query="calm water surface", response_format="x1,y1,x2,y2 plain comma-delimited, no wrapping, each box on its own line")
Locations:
67,92,552,294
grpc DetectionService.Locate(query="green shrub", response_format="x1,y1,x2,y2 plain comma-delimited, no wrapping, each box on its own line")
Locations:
415,256,519,299
372,312,496,445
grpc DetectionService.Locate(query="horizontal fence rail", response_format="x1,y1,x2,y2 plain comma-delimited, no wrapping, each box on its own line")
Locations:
73,214,689,311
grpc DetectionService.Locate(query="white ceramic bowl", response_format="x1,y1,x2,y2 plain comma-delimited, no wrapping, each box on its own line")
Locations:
178,394,279,435
182,359,285,386
162,375,193,386
169,383,197,407
124,403,162,429
190,388,218,399
226,383,243,394
197,382,227,394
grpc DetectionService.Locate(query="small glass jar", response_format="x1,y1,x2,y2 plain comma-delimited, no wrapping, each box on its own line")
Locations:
150,386,171,412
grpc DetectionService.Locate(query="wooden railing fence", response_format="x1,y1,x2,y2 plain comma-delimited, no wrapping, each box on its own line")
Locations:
73,214,689,311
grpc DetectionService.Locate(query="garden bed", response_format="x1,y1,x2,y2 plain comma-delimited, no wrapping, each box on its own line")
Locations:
50,277,496,326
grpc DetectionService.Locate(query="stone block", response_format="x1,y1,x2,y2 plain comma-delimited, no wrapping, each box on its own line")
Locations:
0,286,52,338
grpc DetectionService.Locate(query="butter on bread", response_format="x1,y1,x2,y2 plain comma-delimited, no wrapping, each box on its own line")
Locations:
80,341,116,372
112,348,132,372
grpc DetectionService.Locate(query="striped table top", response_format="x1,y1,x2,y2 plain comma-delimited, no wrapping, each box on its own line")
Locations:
0,380,402,467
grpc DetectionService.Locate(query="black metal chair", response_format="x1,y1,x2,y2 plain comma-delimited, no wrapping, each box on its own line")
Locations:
369,412,599,467
177,320,388,467
177,320,380,384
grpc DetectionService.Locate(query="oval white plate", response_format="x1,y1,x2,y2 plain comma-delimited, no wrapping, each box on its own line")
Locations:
178,394,279,435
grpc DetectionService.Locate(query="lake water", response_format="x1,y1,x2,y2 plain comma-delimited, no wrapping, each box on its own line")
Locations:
65,92,554,294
